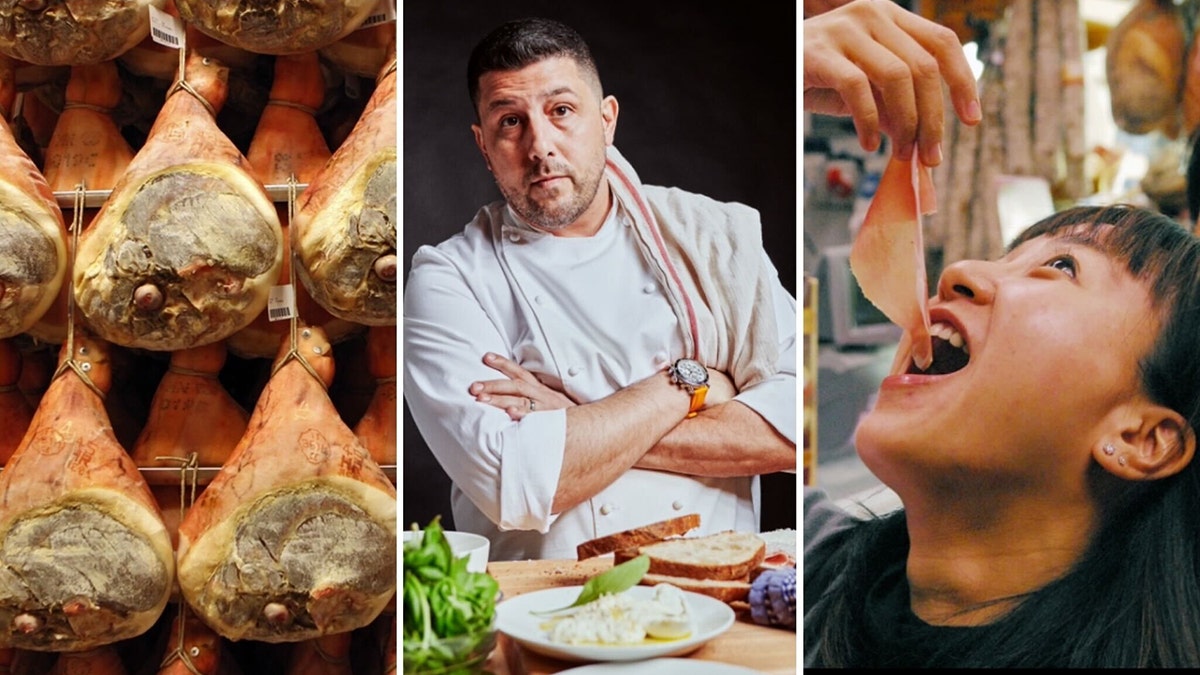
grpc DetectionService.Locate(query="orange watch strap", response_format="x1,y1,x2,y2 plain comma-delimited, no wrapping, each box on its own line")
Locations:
686,385,708,418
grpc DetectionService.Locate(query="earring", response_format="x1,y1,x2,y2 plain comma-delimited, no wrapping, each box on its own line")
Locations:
1103,443,1116,456
1118,456,1128,467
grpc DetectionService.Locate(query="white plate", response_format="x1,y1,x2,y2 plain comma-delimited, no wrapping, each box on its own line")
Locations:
558,658,763,674
495,585,735,663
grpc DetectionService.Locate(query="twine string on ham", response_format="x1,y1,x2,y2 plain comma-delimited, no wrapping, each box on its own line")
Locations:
168,77,216,120
62,102,113,115
266,99,318,117
158,604,207,675
270,175,326,386
52,183,106,401
167,364,221,379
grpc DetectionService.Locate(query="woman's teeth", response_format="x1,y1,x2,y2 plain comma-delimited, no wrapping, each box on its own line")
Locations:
930,321,967,354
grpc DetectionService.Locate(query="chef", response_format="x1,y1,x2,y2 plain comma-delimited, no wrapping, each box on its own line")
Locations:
403,17,796,560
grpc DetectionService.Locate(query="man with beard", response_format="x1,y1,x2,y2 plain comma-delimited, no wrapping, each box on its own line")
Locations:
403,17,796,560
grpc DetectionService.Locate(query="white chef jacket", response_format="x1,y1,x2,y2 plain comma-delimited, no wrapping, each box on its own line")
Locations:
403,196,797,561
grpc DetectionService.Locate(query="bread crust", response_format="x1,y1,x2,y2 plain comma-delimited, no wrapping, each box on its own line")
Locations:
575,513,701,560
638,573,752,603
614,530,767,581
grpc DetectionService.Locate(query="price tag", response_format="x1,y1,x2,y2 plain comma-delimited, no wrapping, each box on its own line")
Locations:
359,0,397,28
268,285,297,322
149,5,184,49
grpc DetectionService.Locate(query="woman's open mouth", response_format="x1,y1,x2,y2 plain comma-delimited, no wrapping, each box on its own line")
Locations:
907,321,970,375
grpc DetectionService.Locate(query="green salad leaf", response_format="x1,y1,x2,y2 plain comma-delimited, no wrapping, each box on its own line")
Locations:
531,554,650,616
402,516,500,674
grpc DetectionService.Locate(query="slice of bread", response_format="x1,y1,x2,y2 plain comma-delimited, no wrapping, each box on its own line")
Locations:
614,530,766,581
639,573,752,603
575,513,701,560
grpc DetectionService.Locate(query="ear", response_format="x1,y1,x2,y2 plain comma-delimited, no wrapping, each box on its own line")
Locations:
471,123,492,172
600,95,618,145
1095,402,1195,481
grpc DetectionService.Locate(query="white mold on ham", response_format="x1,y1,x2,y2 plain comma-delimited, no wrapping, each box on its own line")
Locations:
175,0,379,56
0,0,163,66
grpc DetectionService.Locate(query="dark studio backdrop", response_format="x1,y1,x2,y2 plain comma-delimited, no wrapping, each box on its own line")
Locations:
401,1,798,533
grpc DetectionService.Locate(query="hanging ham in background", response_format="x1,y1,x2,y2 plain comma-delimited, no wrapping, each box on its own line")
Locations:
353,325,395,469
0,54,68,340
291,56,396,326
156,609,226,675
175,325,396,643
286,632,352,675
47,645,127,675
173,0,378,56
73,50,283,351
1106,0,1185,138
33,59,137,346
320,21,397,79
232,50,359,360
0,330,174,651
0,339,32,464
0,0,162,66
850,153,937,372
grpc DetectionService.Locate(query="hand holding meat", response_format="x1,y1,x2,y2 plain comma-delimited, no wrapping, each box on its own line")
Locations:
803,0,981,164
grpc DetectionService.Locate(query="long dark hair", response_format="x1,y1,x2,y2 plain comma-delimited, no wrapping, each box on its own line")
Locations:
807,205,1200,667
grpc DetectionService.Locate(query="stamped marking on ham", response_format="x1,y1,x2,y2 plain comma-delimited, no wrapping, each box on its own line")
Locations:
0,501,169,650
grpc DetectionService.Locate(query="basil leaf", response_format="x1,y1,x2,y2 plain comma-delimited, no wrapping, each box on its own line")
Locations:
532,554,650,615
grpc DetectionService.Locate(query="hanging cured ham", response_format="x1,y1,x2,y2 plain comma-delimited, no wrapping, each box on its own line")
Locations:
231,51,357,360
47,646,127,675
73,50,284,352
320,22,397,79
32,59,137,346
286,632,352,675
174,0,379,56
0,330,174,651
0,339,32,464
850,153,937,372
157,608,225,675
291,57,396,326
353,326,395,469
0,0,162,66
0,55,68,341
175,325,396,643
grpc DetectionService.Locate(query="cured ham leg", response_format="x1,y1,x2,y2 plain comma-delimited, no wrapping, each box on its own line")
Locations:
849,153,937,371
286,632,352,675
320,22,397,79
292,57,396,326
0,340,32,465
34,59,137,346
0,330,174,651
176,325,396,643
156,608,224,675
47,646,127,675
0,0,160,66
353,326,395,469
129,340,248,482
232,51,357,360
0,55,68,340
174,0,378,55
74,50,283,352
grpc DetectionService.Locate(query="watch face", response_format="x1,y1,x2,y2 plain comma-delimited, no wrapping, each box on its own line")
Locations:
673,358,708,386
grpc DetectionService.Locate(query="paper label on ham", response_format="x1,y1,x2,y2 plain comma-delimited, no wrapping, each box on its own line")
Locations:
849,153,936,371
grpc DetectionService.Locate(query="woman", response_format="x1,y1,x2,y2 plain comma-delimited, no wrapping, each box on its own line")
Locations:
805,205,1200,667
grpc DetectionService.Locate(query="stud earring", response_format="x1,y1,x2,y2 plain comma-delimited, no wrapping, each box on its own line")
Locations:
1103,443,1116,456
1118,456,1128,467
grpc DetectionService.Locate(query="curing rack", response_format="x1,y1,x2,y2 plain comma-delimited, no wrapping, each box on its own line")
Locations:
46,182,398,484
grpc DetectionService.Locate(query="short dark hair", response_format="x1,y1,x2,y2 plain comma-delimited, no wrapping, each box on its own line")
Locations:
466,17,603,113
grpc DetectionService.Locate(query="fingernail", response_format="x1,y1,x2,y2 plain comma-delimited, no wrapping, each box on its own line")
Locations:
478,394,490,402
966,99,981,122
931,142,943,165
484,353,497,362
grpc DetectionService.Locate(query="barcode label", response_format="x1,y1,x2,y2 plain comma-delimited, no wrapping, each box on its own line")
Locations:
268,285,296,322
359,0,396,28
149,5,184,49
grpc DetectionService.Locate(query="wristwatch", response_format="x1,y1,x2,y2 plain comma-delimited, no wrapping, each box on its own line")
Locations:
669,358,709,418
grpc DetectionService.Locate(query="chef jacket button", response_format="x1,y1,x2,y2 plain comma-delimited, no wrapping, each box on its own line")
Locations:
534,295,544,305
642,283,656,294
508,232,521,243
653,352,668,366
672,500,684,510
599,504,614,516
568,366,581,377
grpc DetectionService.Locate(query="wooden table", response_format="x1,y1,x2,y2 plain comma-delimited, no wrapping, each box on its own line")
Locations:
484,558,797,674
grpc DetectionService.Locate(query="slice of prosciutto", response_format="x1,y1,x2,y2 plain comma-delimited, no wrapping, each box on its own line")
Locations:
174,0,379,56
73,50,283,352
231,51,358,360
0,0,162,66
0,55,67,341
291,57,396,326
0,330,174,651
176,325,396,643
849,153,937,371
32,59,137,346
